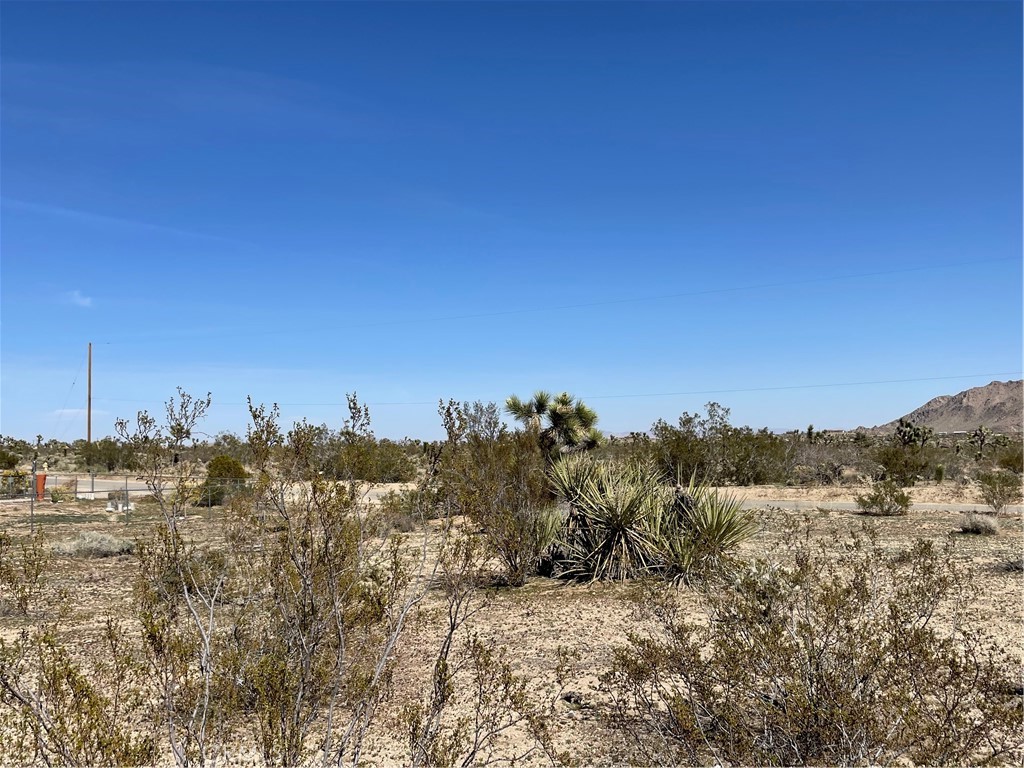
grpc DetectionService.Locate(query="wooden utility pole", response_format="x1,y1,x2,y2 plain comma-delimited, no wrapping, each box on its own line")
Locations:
87,342,92,445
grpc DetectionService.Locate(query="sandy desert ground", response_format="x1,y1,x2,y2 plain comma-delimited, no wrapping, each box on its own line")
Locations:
1,483,1021,764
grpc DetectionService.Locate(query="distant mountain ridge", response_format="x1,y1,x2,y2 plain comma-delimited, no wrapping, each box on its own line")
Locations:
877,380,1022,434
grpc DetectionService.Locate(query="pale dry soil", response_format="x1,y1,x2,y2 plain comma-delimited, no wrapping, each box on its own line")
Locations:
0,485,1021,764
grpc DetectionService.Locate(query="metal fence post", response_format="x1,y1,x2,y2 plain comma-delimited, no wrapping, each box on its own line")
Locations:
30,459,36,534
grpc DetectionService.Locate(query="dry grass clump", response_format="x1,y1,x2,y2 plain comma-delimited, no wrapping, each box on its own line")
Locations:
53,531,134,558
958,513,1000,536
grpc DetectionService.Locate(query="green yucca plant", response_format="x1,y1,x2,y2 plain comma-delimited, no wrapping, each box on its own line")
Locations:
549,458,757,583
549,454,670,581
657,480,757,582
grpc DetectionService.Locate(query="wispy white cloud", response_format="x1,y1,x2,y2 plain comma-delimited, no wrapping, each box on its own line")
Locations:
2,197,246,245
64,289,94,308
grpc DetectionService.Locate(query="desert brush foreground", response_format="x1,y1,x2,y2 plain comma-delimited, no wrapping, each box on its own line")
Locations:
1,392,1022,766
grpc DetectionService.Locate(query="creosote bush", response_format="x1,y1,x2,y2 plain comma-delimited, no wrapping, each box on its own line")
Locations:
978,470,1023,514
0,532,47,616
440,402,557,586
0,618,156,765
605,525,1023,765
855,479,911,516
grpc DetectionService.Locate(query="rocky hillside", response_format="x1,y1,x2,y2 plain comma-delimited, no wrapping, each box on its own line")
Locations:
878,380,1022,434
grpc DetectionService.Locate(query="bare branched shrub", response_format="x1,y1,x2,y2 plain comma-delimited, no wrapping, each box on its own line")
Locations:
111,391,451,767
403,530,555,767
217,396,446,766
604,525,1023,765
118,389,230,767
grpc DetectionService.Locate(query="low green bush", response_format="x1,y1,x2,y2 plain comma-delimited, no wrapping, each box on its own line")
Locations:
978,470,1022,514
196,454,247,506
855,480,911,516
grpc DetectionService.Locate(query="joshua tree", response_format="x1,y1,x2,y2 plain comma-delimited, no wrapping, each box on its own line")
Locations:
506,390,601,459
895,418,933,451
970,426,993,461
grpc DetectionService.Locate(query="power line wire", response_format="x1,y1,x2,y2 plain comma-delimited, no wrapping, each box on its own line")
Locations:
51,350,87,440
91,371,1022,408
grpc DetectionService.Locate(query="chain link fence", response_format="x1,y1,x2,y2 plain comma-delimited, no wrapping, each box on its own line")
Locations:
0,473,249,509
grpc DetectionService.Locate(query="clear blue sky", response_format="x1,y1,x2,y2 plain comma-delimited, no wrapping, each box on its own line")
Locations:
1,1,1021,441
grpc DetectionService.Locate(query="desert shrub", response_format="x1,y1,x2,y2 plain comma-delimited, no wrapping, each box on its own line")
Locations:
137,532,229,605
335,436,417,483
872,442,930,486
377,485,444,528
1,470,29,499
0,448,19,470
996,439,1023,474
657,483,756,582
53,531,135,558
79,436,135,472
196,454,247,507
721,426,789,485
649,404,790,486
330,399,418,483
377,488,420,531
855,479,911,516
978,470,1022,514
0,532,47,615
648,403,733,485
0,619,156,765
116,392,432,767
441,411,555,585
481,505,563,586
815,459,844,485
604,530,1023,765
401,531,556,767
958,513,999,536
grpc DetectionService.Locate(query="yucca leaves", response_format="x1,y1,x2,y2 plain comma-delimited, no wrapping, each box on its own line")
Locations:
549,455,755,582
